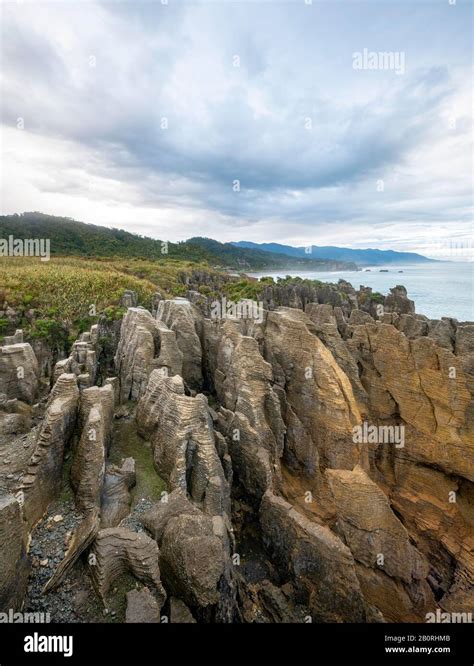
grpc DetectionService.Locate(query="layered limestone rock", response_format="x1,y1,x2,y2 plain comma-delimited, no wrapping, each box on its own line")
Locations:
455,323,474,370
71,384,114,513
327,466,435,621
0,495,29,611
386,460,473,617
137,372,230,516
5,276,471,625
53,324,100,388
384,285,415,314
262,308,361,475
20,373,79,528
89,528,166,608
258,280,357,317
156,298,204,390
348,309,375,326
140,489,201,544
324,316,474,620
305,303,367,409
114,307,183,403
140,489,231,618
136,370,237,620
387,313,429,340
46,384,116,590
100,458,136,528
0,342,39,404
203,318,285,501
159,513,226,611
260,491,372,622
327,466,429,584
347,322,473,481
427,318,456,350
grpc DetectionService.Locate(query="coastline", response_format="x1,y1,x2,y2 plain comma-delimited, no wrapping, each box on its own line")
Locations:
248,261,474,322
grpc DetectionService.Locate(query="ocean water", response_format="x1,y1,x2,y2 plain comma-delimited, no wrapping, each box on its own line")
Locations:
249,262,474,322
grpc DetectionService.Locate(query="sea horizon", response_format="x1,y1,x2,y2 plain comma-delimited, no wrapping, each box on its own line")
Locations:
249,261,474,322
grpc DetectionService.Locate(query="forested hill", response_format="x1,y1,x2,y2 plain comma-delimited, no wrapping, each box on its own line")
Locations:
0,213,357,271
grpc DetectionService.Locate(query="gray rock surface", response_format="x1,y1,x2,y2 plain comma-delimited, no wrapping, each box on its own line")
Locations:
125,587,161,623
0,342,39,404
0,495,29,611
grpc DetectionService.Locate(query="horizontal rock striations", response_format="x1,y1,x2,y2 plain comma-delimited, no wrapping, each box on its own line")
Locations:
203,317,285,501
19,373,79,528
114,307,183,403
71,384,115,513
327,466,435,621
156,298,204,391
100,458,136,528
260,490,373,623
262,308,361,477
89,527,166,608
136,369,237,620
137,372,230,515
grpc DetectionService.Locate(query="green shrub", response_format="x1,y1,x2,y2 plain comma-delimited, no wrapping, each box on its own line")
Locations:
370,292,385,304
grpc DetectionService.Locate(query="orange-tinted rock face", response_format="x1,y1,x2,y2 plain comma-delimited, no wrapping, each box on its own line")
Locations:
247,306,473,622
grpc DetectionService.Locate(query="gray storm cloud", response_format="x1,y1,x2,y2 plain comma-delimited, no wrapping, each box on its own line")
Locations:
0,0,472,254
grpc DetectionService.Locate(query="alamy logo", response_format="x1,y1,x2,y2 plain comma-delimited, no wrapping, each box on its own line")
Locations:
426,610,472,623
0,235,50,261
210,297,264,324
24,632,73,658
353,48,405,75
352,422,405,448
0,609,51,623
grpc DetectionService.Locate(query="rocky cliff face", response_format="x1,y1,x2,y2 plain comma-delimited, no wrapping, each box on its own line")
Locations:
0,282,472,624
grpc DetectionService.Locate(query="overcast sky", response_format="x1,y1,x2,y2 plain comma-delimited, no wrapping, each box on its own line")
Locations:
1,0,472,258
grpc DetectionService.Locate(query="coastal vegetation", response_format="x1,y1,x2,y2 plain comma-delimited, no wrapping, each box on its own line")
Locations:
0,213,356,271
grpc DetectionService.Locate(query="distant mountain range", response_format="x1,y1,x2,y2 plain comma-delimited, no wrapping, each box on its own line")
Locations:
0,213,356,272
232,241,437,266
0,213,436,270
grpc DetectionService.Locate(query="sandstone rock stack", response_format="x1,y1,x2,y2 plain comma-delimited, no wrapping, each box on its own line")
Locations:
89,527,166,608
203,318,285,501
114,307,182,403
53,324,100,389
71,384,115,512
137,372,230,515
0,341,39,403
20,373,79,528
156,298,204,390
136,366,237,621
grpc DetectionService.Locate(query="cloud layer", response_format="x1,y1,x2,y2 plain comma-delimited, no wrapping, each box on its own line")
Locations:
1,0,472,258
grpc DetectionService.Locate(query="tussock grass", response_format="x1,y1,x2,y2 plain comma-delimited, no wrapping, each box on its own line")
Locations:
0,256,220,346
0,256,215,321
0,257,158,322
